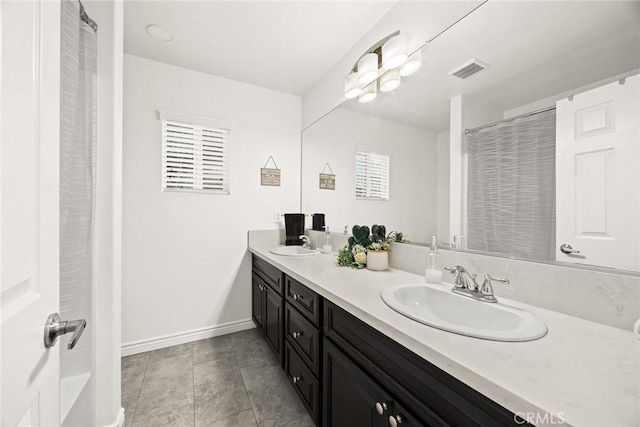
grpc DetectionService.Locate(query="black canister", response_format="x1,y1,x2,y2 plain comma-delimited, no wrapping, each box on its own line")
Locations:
312,213,325,231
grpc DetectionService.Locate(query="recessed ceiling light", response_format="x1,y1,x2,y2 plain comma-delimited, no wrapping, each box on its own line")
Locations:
146,24,172,42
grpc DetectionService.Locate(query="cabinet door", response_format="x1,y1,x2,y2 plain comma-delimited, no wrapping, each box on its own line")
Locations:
252,274,264,329
264,285,283,361
324,339,392,427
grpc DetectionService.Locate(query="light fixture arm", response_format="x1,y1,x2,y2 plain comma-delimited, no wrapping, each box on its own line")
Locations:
350,30,400,73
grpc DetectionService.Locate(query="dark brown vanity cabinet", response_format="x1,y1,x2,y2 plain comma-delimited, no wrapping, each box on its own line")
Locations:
251,255,529,427
251,257,284,367
324,301,531,427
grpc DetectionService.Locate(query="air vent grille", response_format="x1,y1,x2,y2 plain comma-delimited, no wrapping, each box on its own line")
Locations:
449,59,489,80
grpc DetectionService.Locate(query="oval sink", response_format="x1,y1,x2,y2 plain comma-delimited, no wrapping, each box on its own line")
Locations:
381,283,547,342
270,246,320,257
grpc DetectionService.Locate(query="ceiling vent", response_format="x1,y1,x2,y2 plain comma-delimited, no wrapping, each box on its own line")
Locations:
449,59,489,80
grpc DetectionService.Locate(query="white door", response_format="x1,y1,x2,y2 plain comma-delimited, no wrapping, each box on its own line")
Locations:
1,1,62,425
556,74,640,271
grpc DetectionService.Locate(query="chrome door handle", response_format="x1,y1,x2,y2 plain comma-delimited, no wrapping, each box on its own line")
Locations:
291,331,303,339
560,244,580,254
44,313,87,350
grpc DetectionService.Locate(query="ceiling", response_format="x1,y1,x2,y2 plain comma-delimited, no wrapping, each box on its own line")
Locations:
342,1,640,132
124,0,397,96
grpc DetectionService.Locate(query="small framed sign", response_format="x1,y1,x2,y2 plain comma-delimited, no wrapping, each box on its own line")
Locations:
261,156,281,186
319,163,335,190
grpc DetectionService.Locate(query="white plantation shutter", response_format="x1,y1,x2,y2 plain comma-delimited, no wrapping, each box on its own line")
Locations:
355,149,390,200
161,118,230,194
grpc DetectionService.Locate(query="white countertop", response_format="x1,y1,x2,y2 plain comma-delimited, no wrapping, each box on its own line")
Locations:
249,243,640,427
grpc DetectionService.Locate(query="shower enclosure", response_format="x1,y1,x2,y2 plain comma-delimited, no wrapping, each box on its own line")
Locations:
59,1,98,425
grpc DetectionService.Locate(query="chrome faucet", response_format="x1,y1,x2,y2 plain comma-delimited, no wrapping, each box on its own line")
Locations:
299,235,316,250
444,266,509,303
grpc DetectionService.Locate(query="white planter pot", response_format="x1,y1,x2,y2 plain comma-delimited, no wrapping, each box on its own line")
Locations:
366,250,389,271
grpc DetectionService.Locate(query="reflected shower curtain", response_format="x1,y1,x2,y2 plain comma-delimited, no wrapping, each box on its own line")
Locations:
59,0,97,339
466,109,556,261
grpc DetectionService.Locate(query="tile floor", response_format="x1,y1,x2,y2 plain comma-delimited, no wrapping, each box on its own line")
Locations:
121,328,315,427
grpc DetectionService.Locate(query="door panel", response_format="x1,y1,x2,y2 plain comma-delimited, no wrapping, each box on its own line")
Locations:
1,1,62,425
264,286,282,360
556,74,640,271
324,339,390,427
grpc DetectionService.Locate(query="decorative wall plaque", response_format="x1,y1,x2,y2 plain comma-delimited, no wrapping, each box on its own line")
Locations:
261,156,281,186
319,163,335,190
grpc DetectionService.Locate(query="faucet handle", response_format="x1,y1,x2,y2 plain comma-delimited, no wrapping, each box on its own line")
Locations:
444,266,466,288
480,274,509,297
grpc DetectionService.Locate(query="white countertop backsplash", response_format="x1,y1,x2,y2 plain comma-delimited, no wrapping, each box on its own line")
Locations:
248,229,640,427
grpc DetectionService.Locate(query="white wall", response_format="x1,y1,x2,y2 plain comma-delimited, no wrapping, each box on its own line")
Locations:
83,1,123,425
302,107,438,243
436,130,450,245
122,55,301,349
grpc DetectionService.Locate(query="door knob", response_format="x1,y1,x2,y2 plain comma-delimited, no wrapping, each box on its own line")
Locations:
388,414,403,427
375,401,388,415
44,313,86,349
560,244,580,254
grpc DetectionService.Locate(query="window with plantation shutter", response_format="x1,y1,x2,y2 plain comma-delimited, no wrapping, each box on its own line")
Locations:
160,113,230,194
355,148,390,200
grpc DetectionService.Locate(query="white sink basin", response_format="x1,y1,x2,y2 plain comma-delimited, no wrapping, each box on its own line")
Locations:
269,245,320,257
381,283,547,342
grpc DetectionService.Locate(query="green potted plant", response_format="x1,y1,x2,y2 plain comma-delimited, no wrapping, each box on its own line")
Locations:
337,225,371,268
366,224,390,271
336,224,393,270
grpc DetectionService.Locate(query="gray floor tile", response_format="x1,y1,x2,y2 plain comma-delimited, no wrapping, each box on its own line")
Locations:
134,353,194,422
193,335,234,366
228,329,277,369
132,403,194,427
242,362,307,426
122,352,150,424
194,356,252,426
201,409,257,427
280,413,315,426
149,342,193,362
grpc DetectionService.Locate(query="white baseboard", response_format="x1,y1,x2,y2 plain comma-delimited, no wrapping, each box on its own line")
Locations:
121,319,255,357
104,407,125,427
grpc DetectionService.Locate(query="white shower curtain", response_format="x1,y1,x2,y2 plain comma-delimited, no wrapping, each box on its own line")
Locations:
466,109,556,261
59,0,97,345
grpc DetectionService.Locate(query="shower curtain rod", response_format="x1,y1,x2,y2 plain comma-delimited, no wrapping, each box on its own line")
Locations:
464,105,556,134
79,1,98,32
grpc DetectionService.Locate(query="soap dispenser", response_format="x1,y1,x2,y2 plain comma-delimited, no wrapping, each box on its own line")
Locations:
322,226,332,254
425,236,442,283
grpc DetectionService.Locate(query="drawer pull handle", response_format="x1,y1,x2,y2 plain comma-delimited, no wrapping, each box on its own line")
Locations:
292,331,303,339
292,375,302,384
375,401,388,415
292,294,301,301
388,414,403,427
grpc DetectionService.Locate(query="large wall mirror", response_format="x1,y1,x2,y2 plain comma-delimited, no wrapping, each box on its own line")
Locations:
301,1,640,273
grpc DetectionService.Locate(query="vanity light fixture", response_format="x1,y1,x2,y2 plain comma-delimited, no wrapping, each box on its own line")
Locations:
382,34,408,70
379,68,401,92
344,30,423,101
358,81,377,103
400,49,422,77
344,72,362,99
357,53,379,86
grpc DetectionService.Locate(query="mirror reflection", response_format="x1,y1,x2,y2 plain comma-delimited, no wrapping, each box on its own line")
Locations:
301,1,640,272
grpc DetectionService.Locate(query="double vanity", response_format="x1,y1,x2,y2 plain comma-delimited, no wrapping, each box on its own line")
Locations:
249,233,638,427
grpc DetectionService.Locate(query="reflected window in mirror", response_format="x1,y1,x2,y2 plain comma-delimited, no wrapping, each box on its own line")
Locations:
355,147,390,201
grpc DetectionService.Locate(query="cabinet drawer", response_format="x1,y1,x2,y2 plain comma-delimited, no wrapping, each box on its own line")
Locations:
252,255,283,295
285,276,321,327
285,342,320,425
285,303,321,376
